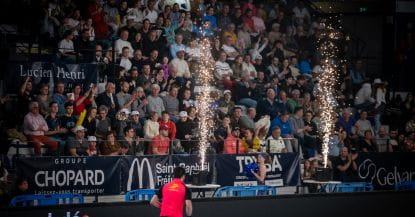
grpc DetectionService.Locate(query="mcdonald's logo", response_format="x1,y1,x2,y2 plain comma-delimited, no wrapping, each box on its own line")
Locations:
127,158,155,191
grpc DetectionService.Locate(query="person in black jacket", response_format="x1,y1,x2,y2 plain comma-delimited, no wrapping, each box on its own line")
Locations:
175,111,194,153
96,82,119,121
256,88,282,121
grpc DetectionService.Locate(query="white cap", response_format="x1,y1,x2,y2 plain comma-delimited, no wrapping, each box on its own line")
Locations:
131,110,140,116
120,108,130,115
87,136,97,142
373,78,383,85
72,126,87,133
224,90,232,95
179,111,188,117
127,15,136,20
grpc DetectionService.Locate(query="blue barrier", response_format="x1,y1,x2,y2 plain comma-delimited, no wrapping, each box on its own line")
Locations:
395,181,415,190
333,182,373,193
10,194,84,207
125,189,157,202
214,186,277,198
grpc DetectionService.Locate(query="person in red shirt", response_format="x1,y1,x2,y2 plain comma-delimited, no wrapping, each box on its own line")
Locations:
148,125,171,155
224,127,246,154
151,167,193,217
159,111,177,140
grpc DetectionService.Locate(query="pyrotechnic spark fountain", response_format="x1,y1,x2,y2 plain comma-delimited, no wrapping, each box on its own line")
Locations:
316,19,343,168
196,37,215,170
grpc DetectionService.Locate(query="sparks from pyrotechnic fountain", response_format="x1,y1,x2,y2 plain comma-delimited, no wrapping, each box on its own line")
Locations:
196,38,215,170
316,21,342,168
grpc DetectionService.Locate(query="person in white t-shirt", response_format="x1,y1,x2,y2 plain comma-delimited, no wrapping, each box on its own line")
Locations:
115,30,134,57
214,51,233,80
221,36,239,61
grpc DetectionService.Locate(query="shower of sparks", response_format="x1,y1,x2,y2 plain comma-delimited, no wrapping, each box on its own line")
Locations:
316,19,343,168
196,37,215,170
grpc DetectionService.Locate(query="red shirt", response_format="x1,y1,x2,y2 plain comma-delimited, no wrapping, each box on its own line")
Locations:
158,120,177,140
148,135,170,155
74,95,92,115
224,135,246,154
157,178,191,217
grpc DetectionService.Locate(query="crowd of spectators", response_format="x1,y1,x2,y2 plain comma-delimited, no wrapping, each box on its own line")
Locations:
1,0,415,172
0,0,415,204
3,0,415,156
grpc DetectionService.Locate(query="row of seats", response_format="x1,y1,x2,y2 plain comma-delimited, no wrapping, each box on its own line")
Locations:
9,181,415,206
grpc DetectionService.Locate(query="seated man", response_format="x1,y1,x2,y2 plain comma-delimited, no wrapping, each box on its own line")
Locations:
66,126,89,156
332,147,359,182
266,126,287,153
224,127,245,154
23,102,58,155
149,125,171,155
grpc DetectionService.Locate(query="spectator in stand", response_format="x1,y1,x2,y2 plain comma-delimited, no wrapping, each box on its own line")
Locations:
388,129,401,152
214,51,233,81
86,136,98,156
332,147,359,182
179,88,195,112
214,115,231,152
58,30,77,62
267,57,280,77
235,71,257,108
96,82,119,120
203,6,217,30
118,47,132,71
404,132,415,152
115,30,134,57
242,128,261,153
67,126,89,156
147,84,165,116
45,101,66,153
149,125,171,155
359,130,377,152
376,126,390,152
270,112,296,153
131,50,145,70
96,105,111,140
287,89,302,113
101,131,121,155
350,59,367,91
120,126,142,155
256,88,281,121
117,81,134,112
75,29,95,63
143,0,160,24
159,112,177,140
242,54,257,79
143,111,160,140
163,85,180,120
176,111,194,153
354,83,376,111
354,111,374,137
23,102,58,155
405,114,415,133
36,84,52,116
230,106,255,130
266,126,287,153
217,90,235,116
338,108,356,135
52,82,67,116
73,84,95,116
58,102,77,139
82,107,98,136
224,126,246,154
170,49,191,85
222,36,239,61
170,34,186,59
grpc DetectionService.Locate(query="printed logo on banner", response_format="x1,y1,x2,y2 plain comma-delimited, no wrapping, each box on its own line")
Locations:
358,158,415,186
235,155,284,186
127,158,155,191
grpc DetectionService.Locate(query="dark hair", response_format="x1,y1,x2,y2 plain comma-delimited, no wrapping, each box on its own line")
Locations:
123,126,134,135
294,106,303,114
173,167,186,178
49,101,58,107
162,111,169,116
14,176,28,187
64,102,74,108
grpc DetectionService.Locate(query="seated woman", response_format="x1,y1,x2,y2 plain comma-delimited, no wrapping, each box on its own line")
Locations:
242,128,261,153
100,131,121,156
